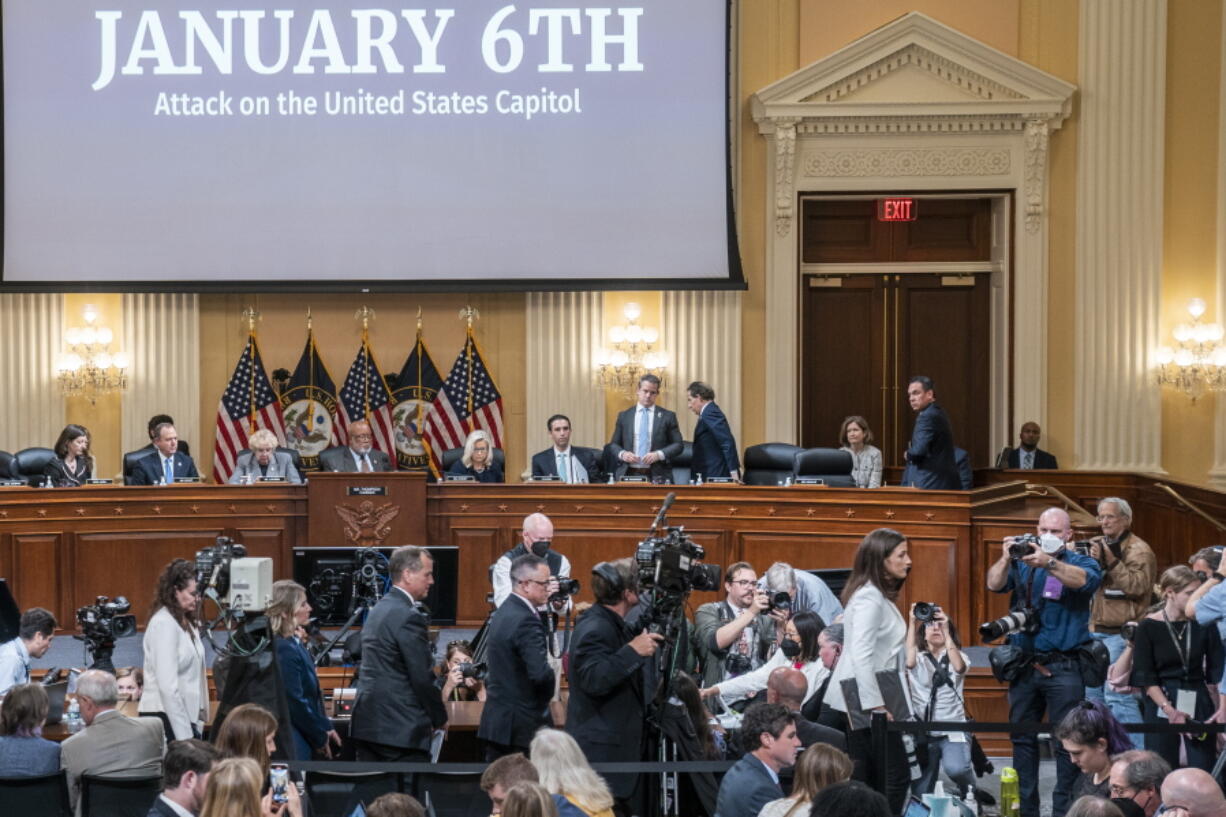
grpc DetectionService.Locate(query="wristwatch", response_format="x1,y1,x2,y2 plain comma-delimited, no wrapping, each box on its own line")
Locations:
1047,557,1058,569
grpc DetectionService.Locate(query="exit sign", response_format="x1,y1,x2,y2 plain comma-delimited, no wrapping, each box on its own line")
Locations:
877,198,917,222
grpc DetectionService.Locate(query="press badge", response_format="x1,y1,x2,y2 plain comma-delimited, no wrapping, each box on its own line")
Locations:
1041,575,1064,600
1177,688,1197,717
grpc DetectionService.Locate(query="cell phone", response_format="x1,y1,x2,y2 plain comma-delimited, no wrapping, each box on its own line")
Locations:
270,763,290,805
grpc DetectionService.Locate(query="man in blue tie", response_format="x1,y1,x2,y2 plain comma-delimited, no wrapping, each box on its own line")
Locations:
0,607,56,695
607,374,683,483
129,423,200,486
530,415,603,483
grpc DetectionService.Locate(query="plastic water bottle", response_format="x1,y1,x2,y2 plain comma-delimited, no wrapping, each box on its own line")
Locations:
998,767,1020,817
923,781,952,817
695,473,703,486
65,697,82,733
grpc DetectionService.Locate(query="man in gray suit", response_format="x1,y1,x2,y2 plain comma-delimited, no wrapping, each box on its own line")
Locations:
62,670,165,814
715,702,801,817
607,373,684,482
320,420,393,472
228,428,302,484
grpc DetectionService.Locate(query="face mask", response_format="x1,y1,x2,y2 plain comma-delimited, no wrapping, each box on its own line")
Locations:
1040,534,1064,555
780,638,801,659
530,540,551,557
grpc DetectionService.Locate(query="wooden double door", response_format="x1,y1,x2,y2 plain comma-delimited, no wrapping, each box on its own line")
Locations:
798,196,995,471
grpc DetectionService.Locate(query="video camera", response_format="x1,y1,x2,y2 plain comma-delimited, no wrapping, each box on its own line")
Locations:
634,525,721,633
75,595,137,672
197,536,248,598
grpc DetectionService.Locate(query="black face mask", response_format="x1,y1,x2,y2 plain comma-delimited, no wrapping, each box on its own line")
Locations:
530,540,551,557
780,638,801,659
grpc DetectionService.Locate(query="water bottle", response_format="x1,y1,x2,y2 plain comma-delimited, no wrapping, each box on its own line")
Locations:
923,780,953,817
65,696,82,733
998,767,1020,817
695,473,703,486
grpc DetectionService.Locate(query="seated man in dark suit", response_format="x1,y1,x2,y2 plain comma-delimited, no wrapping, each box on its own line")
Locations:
686,381,740,482
145,414,191,458
319,420,393,472
765,667,846,751
714,702,801,817
1007,421,1059,469
129,423,200,486
531,415,602,483
147,739,217,817
607,373,684,482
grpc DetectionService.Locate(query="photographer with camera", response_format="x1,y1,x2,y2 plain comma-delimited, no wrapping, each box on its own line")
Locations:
479,554,558,761
438,640,486,703
700,610,827,709
0,607,56,696
492,514,573,611
693,562,777,690
763,562,844,632
1184,546,1226,728
986,507,1102,817
140,559,208,743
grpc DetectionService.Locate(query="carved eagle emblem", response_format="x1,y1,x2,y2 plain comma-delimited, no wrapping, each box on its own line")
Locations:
335,500,401,547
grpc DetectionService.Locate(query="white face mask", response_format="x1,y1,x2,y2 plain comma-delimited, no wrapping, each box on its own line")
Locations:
1040,533,1065,555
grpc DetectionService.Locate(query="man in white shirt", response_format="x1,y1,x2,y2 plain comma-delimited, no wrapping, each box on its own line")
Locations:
147,739,217,817
0,607,56,695
530,415,603,483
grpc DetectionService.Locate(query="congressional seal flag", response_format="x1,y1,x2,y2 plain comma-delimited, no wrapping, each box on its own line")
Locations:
279,326,341,471
423,323,504,473
338,335,397,461
391,320,445,474
213,333,285,484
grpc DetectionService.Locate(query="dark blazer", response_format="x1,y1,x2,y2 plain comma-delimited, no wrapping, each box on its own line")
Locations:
565,603,649,799
477,594,555,750
530,447,603,483
145,796,180,817
1007,447,1059,469
319,447,393,473
792,710,847,751
690,402,739,480
447,460,503,483
274,636,332,760
350,588,447,753
128,450,199,486
954,447,973,490
608,404,684,481
904,402,959,490
714,753,783,817
44,456,92,487
230,451,301,484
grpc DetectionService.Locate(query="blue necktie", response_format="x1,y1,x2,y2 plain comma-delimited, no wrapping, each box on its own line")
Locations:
164,458,174,485
637,408,650,459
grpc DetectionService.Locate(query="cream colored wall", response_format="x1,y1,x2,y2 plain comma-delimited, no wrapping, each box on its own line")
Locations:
63,293,124,479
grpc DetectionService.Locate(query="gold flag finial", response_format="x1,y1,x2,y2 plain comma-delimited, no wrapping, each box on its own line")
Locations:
458,305,480,328
306,307,313,332
355,306,376,331
416,306,423,333
241,307,260,333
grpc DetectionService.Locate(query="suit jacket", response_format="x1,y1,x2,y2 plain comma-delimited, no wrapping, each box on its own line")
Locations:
61,709,165,813
320,446,393,473
954,447,973,490
477,594,555,749
608,404,684,481
691,402,739,480
43,457,92,488
826,583,907,715
229,451,302,484
0,734,60,777
792,710,847,751
146,796,182,817
139,607,208,741
351,587,447,752
714,754,783,817
275,636,332,759
565,603,649,798
1007,447,1059,469
904,402,959,490
128,450,200,486
531,447,603,483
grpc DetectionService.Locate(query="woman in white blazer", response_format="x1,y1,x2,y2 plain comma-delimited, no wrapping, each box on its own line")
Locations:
140,559,208,742
826,528,913,815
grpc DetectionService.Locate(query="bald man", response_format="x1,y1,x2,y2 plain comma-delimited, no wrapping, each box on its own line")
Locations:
765,667,846,751
491,513,572,610
321,420,393,472
1159,768,1226,817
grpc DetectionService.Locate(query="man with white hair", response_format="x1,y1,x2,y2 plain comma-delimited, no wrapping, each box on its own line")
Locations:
61,669,165,813
228,428,301,483
762,562,842,628
1159,768,1226,817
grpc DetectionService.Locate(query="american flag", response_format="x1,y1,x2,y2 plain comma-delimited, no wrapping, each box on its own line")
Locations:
423,332,504,472
213,335,286,484
337,339,397,460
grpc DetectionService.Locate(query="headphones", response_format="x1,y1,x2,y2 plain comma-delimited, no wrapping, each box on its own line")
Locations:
592,561,624,598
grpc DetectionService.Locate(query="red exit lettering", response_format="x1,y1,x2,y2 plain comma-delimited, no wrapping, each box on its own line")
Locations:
877,198,917,222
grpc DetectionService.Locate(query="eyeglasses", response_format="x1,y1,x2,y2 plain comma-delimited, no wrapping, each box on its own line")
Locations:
1110,785,1135,797
729,579,756,587
520,579,550,588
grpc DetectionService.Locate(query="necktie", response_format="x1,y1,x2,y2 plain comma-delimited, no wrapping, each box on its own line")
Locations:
559,452,570,483
1024,451,1033,469
164,458,174,485
637,407,650,459
360,455,372,473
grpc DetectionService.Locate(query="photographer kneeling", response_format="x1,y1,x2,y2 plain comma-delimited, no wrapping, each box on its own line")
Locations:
986,507,1102,817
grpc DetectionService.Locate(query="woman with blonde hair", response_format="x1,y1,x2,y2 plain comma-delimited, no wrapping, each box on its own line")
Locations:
501,781,560,817
214,703,279,778
448,429,503,482
758,743,853,817
267,580,341,759
530,728,615,817
199,756,303,817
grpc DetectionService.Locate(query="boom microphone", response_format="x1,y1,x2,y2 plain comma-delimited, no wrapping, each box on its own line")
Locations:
650,492,677,533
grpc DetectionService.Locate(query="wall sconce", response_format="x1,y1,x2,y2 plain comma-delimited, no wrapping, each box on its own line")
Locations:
56,304,130,405
594,302,669,392
1155,298,1226,402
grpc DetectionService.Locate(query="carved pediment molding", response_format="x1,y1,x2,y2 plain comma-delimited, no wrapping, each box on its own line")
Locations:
802,43,1025,104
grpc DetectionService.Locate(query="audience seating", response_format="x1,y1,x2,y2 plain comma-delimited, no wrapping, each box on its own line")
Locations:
0,450,14,480
11,447,55,487
741,443,803,485
80,774,162,817
305,769,404,817
440,446,506,474
0,770,73,817
792,448,856,487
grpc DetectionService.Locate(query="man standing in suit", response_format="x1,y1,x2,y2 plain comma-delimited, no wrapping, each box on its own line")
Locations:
228,428,302,484
320,420,393,472
531,415,603,483
129,423,200,486
1008,421,1059,469
608,374,684,482
566,558,664,816
478,554,556,760
62,670,165,814
147,739,217,817
686,381,740,482
714,702,801,817
351,546,447,762
903,376,960,490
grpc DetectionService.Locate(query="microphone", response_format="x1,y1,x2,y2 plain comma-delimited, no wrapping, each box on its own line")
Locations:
650,492,676,532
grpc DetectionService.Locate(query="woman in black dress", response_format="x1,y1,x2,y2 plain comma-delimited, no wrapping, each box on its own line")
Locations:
44,424,93,487
447,429,503,482
1132,564,1224,772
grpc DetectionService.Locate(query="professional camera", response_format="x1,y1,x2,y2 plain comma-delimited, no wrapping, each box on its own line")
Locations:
1121,621,1138,643
1007,533,1041,560
979,608,1039,641
549,578,581,605
351,548,390,606
766,591,792,614
196,536,248,597
457,661,488,681
912,602,939,624
724,652,753,676
75,595,137,672
635,525,721,633
1073,541,1094,557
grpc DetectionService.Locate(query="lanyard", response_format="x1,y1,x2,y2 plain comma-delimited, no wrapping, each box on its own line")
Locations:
1161,610,1192,676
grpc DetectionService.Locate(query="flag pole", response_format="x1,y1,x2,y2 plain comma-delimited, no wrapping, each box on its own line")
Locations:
242,307,260,434
305,308,316,434
356,306,375,422
459,305,479,422
415,307,425,430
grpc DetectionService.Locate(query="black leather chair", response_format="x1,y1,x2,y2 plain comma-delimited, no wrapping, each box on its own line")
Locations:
80,774,162,817
792,448,856,487
0,451,14,480
671,441,694,485
0,770,72,817
12,447,56,487
305,769,403,817
236,446,304,473
808,568,853,601
440,446,506,474
123,441,192,485
741,443,804,486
